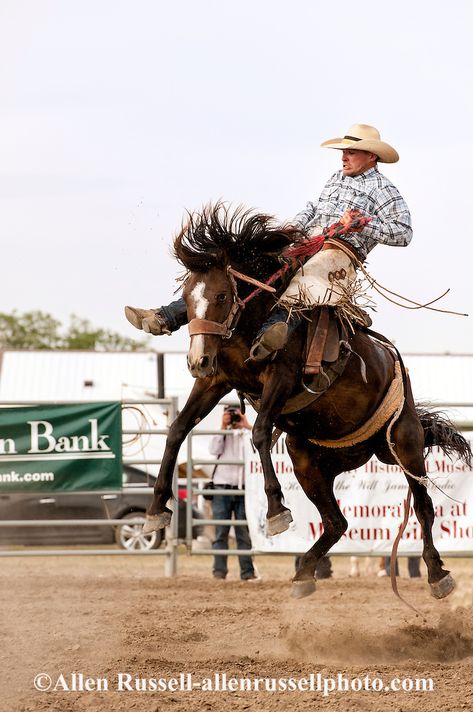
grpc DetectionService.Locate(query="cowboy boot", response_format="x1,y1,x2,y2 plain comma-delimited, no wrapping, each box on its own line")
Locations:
249,309,301,362
125,297,188,336
124,307,171,335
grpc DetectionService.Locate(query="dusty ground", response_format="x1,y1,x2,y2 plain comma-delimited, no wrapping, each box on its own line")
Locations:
1,551,473,712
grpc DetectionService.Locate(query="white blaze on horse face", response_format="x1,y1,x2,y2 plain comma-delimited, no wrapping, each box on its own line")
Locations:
188,281,209,362
191,282,209,319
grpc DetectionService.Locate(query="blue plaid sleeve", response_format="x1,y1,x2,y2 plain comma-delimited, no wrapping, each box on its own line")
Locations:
292,201,318,230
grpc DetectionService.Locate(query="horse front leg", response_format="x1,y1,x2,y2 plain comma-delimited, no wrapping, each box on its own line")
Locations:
252,369,296,536
143,379,229,533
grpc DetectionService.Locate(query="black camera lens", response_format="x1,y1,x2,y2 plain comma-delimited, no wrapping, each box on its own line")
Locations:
225,406,241,424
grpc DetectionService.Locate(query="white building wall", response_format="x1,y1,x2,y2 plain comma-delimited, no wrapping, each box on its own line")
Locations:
0,351,159,401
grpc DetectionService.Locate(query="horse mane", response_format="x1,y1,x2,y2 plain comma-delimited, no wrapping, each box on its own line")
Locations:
173,203,304,280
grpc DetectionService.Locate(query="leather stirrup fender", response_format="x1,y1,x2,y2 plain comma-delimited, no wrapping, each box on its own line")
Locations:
304,307,330,376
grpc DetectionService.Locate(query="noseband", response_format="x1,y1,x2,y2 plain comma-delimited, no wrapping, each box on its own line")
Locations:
187,266,276,339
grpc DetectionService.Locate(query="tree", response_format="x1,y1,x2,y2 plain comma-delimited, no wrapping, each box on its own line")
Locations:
0,311,62,350
0,311,148,351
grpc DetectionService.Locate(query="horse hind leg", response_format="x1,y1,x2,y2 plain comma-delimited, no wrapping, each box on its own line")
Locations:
292,477,347,598
407,475,454,599
381,408,454,599
286,437,347,598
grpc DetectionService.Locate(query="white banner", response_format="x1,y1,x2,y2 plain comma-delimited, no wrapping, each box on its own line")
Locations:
244,436,473,555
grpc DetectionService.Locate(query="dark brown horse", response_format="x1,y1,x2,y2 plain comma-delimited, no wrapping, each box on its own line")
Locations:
144,205,471,598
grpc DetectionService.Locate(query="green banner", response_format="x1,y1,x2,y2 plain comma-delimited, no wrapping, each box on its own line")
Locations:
0,402,122,492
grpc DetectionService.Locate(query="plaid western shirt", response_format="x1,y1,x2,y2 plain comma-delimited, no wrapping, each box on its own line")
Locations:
292,167,412,261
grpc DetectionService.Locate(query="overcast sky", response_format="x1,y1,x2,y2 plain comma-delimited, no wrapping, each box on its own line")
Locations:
1,0,472,353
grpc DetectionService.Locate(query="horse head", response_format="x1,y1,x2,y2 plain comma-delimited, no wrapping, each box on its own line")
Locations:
173,202,302,379
183,265,241,378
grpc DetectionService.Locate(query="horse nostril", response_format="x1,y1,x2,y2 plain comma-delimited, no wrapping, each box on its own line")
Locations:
199,355,210,369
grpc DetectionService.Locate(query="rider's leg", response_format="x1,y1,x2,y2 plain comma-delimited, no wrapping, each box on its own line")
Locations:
125,297,188,336
250,246,357,362
249,307,301,362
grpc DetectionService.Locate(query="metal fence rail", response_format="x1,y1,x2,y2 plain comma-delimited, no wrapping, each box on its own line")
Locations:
1,397,472,571
184,413,473,560
185,427,250,556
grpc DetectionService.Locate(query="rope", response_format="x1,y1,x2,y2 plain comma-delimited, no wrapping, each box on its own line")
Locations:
309,361,404,448
327,238,468,317
240,212,366,305
389,489,425,619
385,393,463,502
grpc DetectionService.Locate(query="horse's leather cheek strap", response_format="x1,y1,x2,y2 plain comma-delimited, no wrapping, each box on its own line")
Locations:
188,318,230,337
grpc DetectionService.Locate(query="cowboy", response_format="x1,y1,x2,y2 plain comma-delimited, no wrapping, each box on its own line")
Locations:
125,124,412,359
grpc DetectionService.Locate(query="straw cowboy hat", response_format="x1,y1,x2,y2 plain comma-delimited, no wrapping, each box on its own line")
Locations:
321,124,399,163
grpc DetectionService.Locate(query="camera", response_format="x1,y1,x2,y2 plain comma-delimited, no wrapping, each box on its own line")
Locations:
225,406,241,424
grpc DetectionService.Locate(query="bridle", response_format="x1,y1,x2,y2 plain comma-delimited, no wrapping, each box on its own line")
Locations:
187,266,276,340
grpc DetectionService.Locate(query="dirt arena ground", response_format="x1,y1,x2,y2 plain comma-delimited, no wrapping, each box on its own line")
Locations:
2,551,473,712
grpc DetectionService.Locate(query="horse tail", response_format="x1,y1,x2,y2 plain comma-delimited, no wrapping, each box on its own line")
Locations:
363,327,472,466
416,406,472,466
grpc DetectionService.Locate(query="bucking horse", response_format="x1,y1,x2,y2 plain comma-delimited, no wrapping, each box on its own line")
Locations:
142,204,471,599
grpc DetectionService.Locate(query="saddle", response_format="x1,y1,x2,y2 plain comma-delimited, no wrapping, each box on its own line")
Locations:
243,305,373,417
303,304,372,376
269,305,372,431
304,307,339,376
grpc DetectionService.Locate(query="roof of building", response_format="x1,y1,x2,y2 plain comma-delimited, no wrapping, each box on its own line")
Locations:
0,350,159,402
0,349,471,423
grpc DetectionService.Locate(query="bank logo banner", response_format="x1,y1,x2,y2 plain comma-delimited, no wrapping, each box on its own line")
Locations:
0,402,122,492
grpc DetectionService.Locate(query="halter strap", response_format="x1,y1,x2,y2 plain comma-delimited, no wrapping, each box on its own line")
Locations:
187,267,245,339
188,319,233,337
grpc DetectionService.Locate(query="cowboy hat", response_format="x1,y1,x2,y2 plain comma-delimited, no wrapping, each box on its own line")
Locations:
321,124,399,163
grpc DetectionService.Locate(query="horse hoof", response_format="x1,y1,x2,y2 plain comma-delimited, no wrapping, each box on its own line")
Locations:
142,512,172,534
430,573,456,599
291,579,316,599
266,510,293,536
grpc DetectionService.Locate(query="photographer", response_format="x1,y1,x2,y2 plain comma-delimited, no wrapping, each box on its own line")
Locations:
209,405,258,581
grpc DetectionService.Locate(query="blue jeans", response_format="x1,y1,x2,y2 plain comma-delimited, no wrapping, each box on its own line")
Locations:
385,556,421,578
255,306,301,339
212,491,254,579
160,297,188,332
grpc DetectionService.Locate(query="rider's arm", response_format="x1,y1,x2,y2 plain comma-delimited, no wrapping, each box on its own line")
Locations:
360,184,413,247
292,201,318,231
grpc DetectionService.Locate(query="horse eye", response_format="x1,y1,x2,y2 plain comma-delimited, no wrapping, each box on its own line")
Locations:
216,294,227,304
